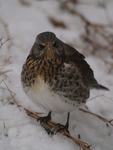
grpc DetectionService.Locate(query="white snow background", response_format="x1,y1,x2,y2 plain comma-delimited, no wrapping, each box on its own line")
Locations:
0,0,113,150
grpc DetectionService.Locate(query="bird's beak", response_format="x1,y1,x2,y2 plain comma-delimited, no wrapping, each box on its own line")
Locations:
45,43,52,49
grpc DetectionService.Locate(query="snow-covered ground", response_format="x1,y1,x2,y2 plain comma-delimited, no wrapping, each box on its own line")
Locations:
0,0,113,150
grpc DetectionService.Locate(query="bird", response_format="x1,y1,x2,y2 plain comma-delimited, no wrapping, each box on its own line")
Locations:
21,31,108,133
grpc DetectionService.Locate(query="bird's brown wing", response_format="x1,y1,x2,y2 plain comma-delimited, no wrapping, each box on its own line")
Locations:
63,42,99,88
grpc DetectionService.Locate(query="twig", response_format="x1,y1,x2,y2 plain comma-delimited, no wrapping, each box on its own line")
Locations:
3,80,21,111
79,108,113,127
60,1,111,27
48,17,67,28
92,26,113,49
0,17,14,49
81,34,113,56
0,38,11,49
60,1,113,28
24,108,92,150
19,0,31,6
0,70,11,77
0,60,12,78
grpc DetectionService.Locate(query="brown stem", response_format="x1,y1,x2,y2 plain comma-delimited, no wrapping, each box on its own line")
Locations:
79,108,113,127
24,108,92,150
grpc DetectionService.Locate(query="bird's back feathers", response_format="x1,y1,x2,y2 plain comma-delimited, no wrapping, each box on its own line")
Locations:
62,42,108,90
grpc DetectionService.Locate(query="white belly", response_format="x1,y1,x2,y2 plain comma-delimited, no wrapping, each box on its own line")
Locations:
23,77,79,113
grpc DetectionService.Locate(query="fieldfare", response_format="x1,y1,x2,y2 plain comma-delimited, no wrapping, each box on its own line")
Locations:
21,31,108,132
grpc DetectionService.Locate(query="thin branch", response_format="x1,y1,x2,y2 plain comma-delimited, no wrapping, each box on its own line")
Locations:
92,26,113,49
19,0,31,6
3,80,21,111
81,34,113,55
48,16,67,28
0,70,12,77
0,17,14,49
60,1,113,28
79,108,113,127
0,38,11,49
24,108,92,150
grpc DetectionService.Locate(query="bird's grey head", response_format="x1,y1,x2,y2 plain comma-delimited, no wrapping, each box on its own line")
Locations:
36,32,56,45
30,31,64,58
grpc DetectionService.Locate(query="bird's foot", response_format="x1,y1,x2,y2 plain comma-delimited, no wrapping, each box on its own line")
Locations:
56,112,70,134
37,111,51,124
56,123,70,134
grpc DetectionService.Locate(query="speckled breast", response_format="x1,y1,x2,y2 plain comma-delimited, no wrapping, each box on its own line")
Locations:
21,54,89,105
48,63,89,104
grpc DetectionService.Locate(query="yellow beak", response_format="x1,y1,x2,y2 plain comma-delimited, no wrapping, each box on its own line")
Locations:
45,44,52,49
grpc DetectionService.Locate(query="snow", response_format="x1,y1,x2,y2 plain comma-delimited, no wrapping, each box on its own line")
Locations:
0,0,113,150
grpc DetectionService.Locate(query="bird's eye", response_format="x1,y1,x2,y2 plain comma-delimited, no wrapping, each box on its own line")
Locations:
53,42,58,48
38,44,45,50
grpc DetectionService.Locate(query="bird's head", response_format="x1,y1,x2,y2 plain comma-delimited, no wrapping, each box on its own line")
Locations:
30,32,64,59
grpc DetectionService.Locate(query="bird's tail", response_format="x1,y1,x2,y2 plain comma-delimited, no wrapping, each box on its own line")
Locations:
98,84,109,91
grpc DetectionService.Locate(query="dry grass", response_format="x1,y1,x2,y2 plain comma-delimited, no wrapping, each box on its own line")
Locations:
24,108,92,150
79,108,113,127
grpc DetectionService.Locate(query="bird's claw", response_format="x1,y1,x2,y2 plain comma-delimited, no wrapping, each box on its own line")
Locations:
55,123,70,134
37,111,51,124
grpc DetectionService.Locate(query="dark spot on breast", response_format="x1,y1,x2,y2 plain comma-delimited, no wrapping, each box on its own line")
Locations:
68,76,72,79
73,103,75,106
69,81,72,85
54,77,57,80
61,74,64,78
76,82,79,86
62,88,65,92
76,76,79,80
